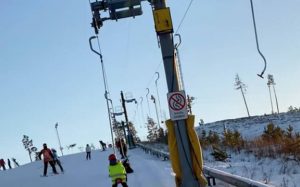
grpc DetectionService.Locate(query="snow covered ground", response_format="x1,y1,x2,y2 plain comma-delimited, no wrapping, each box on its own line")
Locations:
2,145,298,187
197,112,300,186
203,149,300,187
143,112,300,187
2,113,300,187
142,142,300,187
196,112,300,140
0,148,175,187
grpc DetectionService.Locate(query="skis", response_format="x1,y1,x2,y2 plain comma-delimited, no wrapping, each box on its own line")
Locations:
40,172,62,177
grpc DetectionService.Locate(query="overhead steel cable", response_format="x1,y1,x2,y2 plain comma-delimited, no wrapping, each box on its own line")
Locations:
250,0,267,78
175,0,195,34
171,2,202,178
140,0,195,96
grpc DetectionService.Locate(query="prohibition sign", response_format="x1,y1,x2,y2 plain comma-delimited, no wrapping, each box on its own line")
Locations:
168,93,186,111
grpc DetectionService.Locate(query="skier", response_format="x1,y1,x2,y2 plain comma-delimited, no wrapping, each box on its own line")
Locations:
99,140,107,151
120,139,127,159
38,143,58,176
0,158,6,170
51,149,64,173
12,158,19,167
108,154,128,187
86,144,91,160
7,159,12,169
115,138,121,153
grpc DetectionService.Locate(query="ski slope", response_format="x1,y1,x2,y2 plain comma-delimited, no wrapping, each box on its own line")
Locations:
0,148,176,187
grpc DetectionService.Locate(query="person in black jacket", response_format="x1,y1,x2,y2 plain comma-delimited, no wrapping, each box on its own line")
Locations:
12,158,19,167
7,159,12,169
99,140,107,151
120,139,127,159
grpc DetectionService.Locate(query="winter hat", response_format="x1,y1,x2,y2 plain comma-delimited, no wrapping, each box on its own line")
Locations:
108,154,116,161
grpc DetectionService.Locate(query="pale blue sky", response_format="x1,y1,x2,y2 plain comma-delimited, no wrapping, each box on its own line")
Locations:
1,0,299,164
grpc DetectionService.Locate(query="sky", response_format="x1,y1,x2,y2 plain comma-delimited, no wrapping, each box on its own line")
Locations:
1,0,299,165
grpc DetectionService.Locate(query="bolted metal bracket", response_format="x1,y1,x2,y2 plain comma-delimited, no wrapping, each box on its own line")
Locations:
90,0,143,34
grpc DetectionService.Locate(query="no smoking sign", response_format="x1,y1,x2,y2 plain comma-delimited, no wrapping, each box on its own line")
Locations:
167,91,188,121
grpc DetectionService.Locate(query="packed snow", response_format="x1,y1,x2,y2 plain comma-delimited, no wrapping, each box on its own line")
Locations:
2,113,300,187
0,148,175,187
203,148,300,187
198,112,300,186
142,113,300,186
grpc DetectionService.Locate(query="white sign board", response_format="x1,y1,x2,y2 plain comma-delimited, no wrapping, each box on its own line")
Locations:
167,91,188,121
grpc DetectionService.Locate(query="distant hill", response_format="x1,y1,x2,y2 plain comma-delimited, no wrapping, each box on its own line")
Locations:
196,112,300,140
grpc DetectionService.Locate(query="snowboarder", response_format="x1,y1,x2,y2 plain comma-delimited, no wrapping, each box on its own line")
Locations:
0,158,6,170
38,143,58,176
7,159,12,169
51,149,64,173
108,154,128,187
86,144,91,160
99,140,107,151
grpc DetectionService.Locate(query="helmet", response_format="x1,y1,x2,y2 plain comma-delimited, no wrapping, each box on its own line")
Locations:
108,154,116,161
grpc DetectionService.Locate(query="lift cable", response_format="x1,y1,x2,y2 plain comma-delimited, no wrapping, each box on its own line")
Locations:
175,0,195,35
141,0,195,95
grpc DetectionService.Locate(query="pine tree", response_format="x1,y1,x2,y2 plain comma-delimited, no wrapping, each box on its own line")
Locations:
234,74,250,117
223,129,233,147
201,129,206,139
285,125,293,139
262,123,284,143
128,121,140,142
156,127,165,143
146,117,158,142
112,120,124,139
223,129,244,152
211,145,228,161
207,131,220,145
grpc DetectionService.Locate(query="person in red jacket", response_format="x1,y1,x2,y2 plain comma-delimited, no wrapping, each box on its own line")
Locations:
0,158,6,170
38,143,58,176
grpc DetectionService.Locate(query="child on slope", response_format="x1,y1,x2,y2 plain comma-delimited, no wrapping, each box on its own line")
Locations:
108,154,128,187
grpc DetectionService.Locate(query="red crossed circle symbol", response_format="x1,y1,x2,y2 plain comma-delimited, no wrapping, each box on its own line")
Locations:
168,93,186,111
